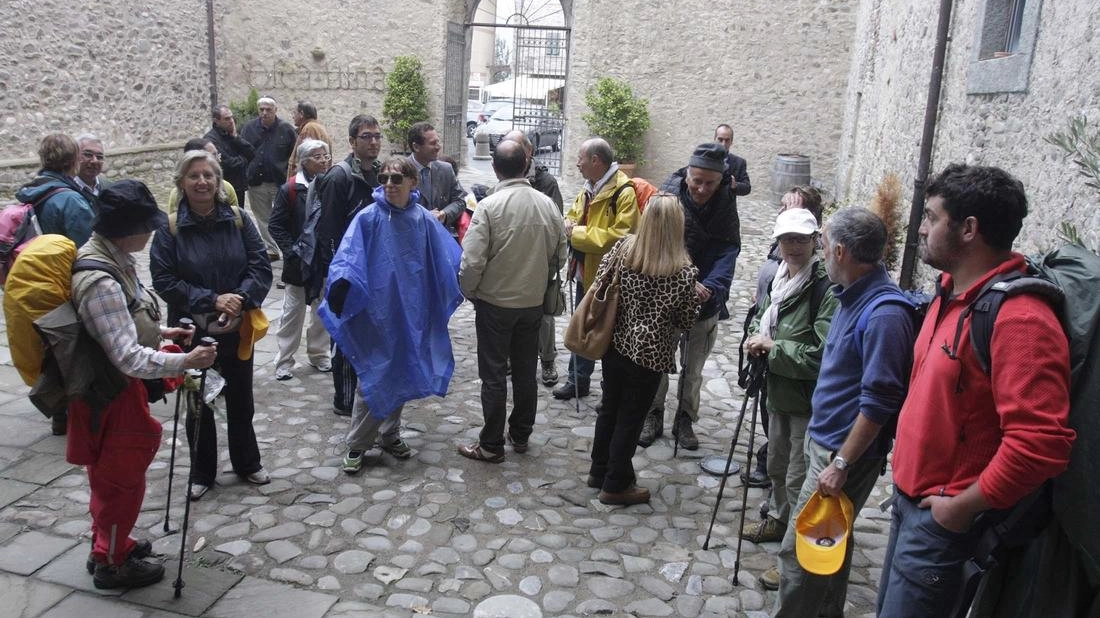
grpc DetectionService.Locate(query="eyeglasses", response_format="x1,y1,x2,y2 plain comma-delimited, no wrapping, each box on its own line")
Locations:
81,150,105,161
308,153,332,162
378,173,408,185
777,234,814,244
356,132,383,141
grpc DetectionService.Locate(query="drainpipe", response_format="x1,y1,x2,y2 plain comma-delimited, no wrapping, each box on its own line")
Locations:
899,0,954,290
206,0,219,109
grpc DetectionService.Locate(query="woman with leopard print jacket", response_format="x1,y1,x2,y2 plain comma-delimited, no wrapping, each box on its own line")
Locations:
588,194,700,506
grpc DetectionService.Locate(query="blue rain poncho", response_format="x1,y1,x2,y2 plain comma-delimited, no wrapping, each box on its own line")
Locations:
319,186,463,418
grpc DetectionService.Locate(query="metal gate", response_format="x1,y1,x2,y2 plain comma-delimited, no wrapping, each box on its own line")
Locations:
509,26,568,175
442,21,466,160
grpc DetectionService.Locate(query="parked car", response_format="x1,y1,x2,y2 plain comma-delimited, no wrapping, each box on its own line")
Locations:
474,103,563,152
468,100,512,138
466,101,483,138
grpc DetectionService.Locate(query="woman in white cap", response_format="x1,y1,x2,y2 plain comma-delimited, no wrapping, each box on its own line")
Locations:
740,207,838,590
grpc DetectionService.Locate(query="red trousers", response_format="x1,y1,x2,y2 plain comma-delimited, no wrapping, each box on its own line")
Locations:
67,378,162,566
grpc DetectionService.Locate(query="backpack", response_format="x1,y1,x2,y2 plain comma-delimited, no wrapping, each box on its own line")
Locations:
604,179,656,215
2,235,136,418
295,160,359,283
950,244,1100,614
0,187,69,287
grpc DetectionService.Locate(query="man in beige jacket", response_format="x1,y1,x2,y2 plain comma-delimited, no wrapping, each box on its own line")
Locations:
457,140,567,463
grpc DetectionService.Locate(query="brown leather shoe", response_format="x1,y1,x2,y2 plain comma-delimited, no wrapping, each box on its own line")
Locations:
598,485,650,505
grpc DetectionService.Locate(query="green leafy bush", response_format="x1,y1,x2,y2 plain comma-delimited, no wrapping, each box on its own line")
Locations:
382,56,430,152
229,87,259,130
581,78,651,164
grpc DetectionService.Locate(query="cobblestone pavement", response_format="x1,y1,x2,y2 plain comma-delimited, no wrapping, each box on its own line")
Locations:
0,173,893,617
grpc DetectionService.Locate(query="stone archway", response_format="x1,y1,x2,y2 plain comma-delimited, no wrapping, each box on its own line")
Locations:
450,0,572,175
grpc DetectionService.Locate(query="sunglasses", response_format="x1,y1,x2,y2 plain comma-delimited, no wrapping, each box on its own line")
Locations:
378,173,409,185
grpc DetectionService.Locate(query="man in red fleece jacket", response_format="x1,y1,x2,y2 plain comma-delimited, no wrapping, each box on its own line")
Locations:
877,164,1076,617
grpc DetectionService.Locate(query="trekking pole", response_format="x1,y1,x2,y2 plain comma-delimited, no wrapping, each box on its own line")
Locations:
163,318,193,534
733,384,764,586
569,277,581,417
174,336,216,599
703,385,756,549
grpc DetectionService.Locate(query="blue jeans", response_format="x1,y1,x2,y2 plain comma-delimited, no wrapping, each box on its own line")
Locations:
565,280,595,385
876,488,991,618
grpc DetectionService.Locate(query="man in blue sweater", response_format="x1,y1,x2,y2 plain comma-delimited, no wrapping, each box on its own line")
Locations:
771,207,915,618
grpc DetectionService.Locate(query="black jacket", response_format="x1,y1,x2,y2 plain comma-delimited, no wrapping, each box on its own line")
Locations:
149,200,272,325
724,152,752,211
529,165,564,213
269,177,311,286
241,118,297,187
204,125,255,199
308,155,380,301
661,167,741,320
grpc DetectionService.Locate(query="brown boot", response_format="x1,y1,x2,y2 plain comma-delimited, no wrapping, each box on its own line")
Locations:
740,517,786,543
599,485,651,505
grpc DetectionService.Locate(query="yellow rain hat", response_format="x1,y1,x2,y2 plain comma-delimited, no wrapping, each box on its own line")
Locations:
795,490,855,575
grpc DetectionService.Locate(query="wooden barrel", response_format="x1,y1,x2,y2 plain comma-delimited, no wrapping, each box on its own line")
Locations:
771,154,811,206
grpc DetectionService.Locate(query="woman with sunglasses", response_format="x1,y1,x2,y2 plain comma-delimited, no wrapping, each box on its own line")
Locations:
319,156,463,474
740,207,838,590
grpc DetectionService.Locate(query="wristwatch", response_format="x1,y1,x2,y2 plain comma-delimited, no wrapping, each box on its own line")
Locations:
832,455,850,471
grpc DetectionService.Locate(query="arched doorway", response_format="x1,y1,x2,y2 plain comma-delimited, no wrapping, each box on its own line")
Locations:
456,0,570,175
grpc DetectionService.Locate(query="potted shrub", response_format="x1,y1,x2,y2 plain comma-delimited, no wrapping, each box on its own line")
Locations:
582,77,651,172
382,56,429,153
229,87,260,130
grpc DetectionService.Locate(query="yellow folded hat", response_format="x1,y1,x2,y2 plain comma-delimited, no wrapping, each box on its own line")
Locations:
795,490,855,576
237,308,269,360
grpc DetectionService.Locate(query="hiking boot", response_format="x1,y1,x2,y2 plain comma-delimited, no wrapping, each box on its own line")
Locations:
541,364,559,387
760,566,781,591
381,438,413,460
51,412,68,436
637,410,664,447
552,380,589,400
741,467,772,488
741,517,786,544
93,555,165,590
671,412,699,450
599,485,651,506
87,539,152,575
342,449,364,474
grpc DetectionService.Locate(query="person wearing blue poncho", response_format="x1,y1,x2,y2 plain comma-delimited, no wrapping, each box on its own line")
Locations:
318,156,463,474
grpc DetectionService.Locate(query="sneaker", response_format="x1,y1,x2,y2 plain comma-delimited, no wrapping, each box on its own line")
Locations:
189,483,210,501
637,410,664,447
243,469,270,485
671,412,699,451
311,359,332,373
598,485,651,505
275,367,293,381
741,468,772,489
381,439,413,460
552,380,590,400
93,555,165,590
342,449,364,474
87,539,153,575
541,364,559,386
760,566,781,591
741,517,786,544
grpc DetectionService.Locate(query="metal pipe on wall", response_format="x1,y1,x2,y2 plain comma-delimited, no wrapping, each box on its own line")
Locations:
206,0,218,110
899,0,955,290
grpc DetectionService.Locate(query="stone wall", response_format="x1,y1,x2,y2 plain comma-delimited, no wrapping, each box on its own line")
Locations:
837,0,1100,260
561,0,857,197
215,0,465,159
0,0,210,200
1,0,857,207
